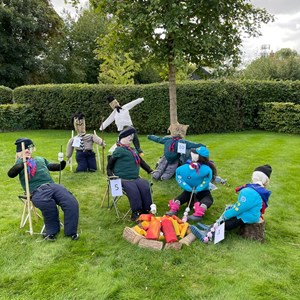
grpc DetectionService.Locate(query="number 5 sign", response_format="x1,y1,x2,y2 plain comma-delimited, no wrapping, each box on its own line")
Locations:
110,179,123,197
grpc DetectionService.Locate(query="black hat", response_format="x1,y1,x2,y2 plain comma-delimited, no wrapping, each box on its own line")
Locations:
107,95,115,103
15,138,34,152
254,164,272,178
119,127,136,140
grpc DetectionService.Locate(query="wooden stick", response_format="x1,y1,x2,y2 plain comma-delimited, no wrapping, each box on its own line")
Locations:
70,130,74,171
101,117,105,174
94,130,101,171
21,142,33,235
58,145,62,184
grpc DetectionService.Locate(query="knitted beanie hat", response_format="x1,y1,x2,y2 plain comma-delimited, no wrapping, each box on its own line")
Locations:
254,164,272,178
119,126,136,140
193,146,210,158
15,138,34,152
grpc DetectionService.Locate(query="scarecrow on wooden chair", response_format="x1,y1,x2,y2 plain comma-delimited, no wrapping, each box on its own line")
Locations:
7,138,80,241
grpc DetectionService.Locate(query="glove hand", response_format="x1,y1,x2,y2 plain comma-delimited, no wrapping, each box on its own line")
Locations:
58,152,64,162
102,141,106,148
216,214,225,225
225,204,233,211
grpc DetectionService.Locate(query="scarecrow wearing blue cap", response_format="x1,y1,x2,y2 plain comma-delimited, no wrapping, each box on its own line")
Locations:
166,146,217,221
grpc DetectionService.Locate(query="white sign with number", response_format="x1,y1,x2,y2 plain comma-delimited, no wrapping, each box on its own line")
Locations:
72,136,81,148
177,142,186,154
110,179,123,197
214,222,225,244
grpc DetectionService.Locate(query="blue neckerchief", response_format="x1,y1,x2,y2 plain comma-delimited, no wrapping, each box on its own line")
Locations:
26,158,37,179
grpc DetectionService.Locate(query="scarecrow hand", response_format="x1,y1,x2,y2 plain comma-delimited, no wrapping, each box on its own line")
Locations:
216,214,225,225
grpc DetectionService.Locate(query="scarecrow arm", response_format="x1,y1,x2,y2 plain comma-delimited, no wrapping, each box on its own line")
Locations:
48,161,66,171
140,157,153,174
7,163,24,178
107,156,117,176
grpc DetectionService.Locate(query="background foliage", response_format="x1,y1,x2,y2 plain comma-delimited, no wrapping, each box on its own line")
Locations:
0,80,299,134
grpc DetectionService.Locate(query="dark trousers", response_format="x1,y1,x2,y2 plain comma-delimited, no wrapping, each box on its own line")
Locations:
121,178,152,212
175,190,213,208
31,183,79,236
225,217,245,231
76,150,97,172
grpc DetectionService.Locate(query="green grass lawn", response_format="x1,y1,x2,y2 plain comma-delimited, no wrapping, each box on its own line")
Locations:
1,130,299,300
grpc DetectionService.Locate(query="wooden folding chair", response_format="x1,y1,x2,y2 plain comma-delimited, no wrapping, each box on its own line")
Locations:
18,194,44,234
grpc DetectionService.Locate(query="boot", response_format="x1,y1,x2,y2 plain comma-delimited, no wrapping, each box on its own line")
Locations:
165,200,180,216
188,202,206,222
131,211,140,222
190,225,209,243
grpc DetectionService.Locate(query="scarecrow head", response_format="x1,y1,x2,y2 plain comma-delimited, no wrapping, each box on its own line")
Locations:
107,95,121,110
15,137,35,158
118,126,136,146
191,146,209,162
168,123,189,138
72,112,86,135
252,164,272,187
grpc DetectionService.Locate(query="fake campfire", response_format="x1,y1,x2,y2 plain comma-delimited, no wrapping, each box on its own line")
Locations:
123,214,197,250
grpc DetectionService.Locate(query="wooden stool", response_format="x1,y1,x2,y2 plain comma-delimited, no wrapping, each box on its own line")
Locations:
239,220,265,242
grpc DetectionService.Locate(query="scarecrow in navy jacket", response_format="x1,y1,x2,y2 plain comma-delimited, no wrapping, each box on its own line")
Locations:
66,112,105,172
7,138,79,241
148,123,205,180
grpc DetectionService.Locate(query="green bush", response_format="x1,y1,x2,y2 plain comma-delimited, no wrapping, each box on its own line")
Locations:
0,104,41,131
11,80,300,133
0,85,13,104
257,102,300,134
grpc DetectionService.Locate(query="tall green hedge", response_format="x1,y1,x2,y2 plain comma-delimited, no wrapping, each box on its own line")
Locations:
4,80,300,134
0,86,13,104
0,104,40,132
257,102,300,134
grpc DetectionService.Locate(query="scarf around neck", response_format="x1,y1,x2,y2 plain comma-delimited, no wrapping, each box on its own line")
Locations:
117,142,140,166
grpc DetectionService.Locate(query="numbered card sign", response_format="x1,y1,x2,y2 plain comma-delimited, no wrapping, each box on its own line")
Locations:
72,136,81,148
214,222,225,244
177,142,186,154
110,179,123,197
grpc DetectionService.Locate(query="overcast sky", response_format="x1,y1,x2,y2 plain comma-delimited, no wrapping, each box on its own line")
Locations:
51,0,300,64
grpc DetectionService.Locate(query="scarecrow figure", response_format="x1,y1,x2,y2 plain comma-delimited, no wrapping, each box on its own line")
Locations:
148,123,206,180
106,126,153,221
7,138,79,241
190,164,272,243
66,112,105,172
100,95,144,155
166,146,217,221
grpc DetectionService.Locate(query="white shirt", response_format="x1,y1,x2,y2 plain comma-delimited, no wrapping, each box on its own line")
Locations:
100,97,144,131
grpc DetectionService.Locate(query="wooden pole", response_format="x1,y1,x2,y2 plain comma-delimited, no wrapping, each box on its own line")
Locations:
70,130,74,171
101,117,105,174
21,142,33,235
94,130,101,171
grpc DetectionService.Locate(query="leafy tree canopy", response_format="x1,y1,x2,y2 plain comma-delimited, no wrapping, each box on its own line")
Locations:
0,0,62,88
242,48,300,81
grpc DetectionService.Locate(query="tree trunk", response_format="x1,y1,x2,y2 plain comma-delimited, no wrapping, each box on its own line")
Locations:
168,62,178,125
